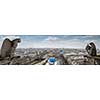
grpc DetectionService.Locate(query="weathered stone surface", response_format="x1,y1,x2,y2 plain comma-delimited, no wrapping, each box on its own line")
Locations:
85,42,97,56
0,38,21,59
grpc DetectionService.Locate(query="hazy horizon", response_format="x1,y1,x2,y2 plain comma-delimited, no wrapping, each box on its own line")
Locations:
16,47,85,49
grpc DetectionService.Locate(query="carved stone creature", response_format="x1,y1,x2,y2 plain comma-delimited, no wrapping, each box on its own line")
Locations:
0,38,21,59
85,42,97,56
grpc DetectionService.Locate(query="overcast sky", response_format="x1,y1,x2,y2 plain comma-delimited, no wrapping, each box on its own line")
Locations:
0,35,100,49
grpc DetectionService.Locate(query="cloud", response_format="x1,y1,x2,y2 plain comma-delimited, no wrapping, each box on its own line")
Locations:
41,36,100,48
80,35,94,38
44,36,60,42
40,36,85,48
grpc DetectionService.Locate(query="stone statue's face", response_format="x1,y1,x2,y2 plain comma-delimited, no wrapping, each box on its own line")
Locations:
16,38,21,43
18,39,21,43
